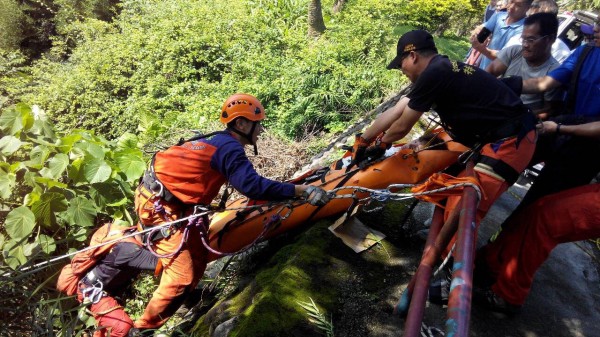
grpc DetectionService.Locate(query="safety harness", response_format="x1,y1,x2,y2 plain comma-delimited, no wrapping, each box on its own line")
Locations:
138,131,238,257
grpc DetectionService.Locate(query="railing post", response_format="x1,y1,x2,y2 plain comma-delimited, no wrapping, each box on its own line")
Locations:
445,161,479,337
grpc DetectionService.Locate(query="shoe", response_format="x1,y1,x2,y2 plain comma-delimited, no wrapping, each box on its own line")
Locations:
472,287,521,317
428,258,453,305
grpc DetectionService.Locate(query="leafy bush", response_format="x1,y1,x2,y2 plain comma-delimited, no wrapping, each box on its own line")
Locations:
0,0,24,51
0,103,145,270
399,0,486,36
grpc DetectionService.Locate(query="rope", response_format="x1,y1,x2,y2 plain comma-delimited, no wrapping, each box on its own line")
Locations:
421,322,445,337
327,182,482,205
5,181,481,277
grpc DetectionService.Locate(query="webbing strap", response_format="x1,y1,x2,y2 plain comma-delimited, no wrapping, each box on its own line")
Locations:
566,45,593,114
477,155,519,185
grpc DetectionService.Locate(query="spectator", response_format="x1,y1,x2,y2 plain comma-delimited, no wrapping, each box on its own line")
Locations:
486,12,564,117
471,0,533,69
474,121,600,315
511,16,600,208
505,0,572,63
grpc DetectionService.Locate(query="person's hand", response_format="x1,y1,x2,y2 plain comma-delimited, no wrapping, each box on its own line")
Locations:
302,185,330,206
364,133,391,160
347,133,371,171
538,121,558,134
470,27,481,41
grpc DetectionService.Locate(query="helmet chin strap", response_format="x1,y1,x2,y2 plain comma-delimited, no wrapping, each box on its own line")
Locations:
228,121,259,155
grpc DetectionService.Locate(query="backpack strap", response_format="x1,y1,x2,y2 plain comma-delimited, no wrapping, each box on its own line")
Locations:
565,45,594,114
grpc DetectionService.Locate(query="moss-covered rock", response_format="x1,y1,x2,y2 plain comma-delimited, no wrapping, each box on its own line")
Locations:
190,198,424,337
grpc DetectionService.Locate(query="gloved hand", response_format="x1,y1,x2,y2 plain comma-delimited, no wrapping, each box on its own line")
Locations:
302,185,330,206
364,133,391,161
347,133,371,171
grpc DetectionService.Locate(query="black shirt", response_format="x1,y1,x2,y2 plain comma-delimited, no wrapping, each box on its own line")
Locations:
407,55,531,147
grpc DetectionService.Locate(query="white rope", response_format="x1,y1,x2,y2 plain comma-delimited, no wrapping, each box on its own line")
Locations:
327,182,482,204
4,181,481,277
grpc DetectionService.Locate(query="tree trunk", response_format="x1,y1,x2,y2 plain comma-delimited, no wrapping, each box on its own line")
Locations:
308,0,326,37
332,0,346,13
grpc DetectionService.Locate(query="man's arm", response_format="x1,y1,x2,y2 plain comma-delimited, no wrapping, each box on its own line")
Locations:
381,106,423,143
486,58,508,77
362,96,409,141
540,121,600,139
471,40,499,62
522,76,561,94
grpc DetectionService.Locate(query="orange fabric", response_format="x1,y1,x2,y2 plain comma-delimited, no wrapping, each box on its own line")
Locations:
57,223,139,296
154,141,226,205
411,173,482,208
133,185,208,329
485,184,600,305
442,131,536,256
77,290,133,337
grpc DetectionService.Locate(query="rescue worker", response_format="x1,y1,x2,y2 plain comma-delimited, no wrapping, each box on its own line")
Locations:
474,120,600,315
353,29,536,222
350,29,537,304
77,241,159,337
133,93,330,331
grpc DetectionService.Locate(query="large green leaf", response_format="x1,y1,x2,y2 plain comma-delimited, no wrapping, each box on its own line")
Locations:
30,192,68,228
116,132,140,151
39,153,69,179
90,182,125,208
33,176,68,189
75,142,105,159
0,108,23,135
83,158,112,183
0,169,16,200
31,118,56,139
0,136,23,155
5,206,36,240
3,241,27,269
67,157,85,184
23,242,40,257
0,233,4,250
114,148,146,181
30,106,55,138
58,134,83,154
16,103,34,131
66,196,98,228
71,227,90,242
23,191,41,206
27,145,52,169
39,234,57,254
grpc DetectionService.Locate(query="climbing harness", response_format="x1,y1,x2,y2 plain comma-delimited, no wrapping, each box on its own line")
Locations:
81,278,105,305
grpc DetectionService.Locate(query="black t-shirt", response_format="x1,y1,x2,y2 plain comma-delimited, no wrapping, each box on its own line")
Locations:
407,55,530,147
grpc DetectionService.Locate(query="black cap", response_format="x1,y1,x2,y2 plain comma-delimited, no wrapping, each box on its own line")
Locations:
387,30,438,69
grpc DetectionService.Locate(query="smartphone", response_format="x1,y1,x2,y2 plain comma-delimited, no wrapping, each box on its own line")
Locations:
477,28,492,43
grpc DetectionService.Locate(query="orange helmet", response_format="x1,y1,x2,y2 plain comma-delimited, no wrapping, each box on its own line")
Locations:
220,93,265,124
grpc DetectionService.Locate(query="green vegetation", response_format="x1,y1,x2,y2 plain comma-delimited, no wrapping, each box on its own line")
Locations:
0,0,478,335
1,0,475,141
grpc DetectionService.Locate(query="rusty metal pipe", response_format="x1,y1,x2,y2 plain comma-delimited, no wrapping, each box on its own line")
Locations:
400,200,462,337
445,161,479,337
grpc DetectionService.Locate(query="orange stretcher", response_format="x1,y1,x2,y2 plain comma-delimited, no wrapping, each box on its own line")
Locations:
206,130,469,261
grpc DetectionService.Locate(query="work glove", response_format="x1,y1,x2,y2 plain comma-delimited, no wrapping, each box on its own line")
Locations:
347,133,371,171
364,133,391,161
303,185,330,207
